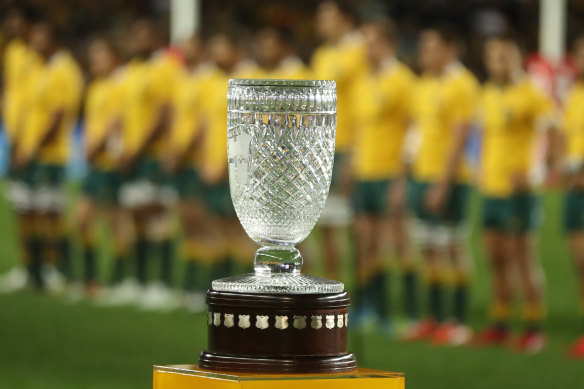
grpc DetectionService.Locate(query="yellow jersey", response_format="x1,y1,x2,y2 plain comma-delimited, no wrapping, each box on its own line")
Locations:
353,59,416,180
84,70,125,170
562,81,584,166
121,51,182,159
3,38,40,143
259,56,312,79
411,63,479,183
200,61,262,182
20,51,83,165
478,78,555,197
170,63,216,166
312,32,367,153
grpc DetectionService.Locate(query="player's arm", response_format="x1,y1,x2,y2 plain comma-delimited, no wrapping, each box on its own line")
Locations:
534,88,562,189
33,109,65,153
427,119,472,211
87,115,122,163
124,102,171,167
542,118,563,189
427,78,476,212
166,119,205,173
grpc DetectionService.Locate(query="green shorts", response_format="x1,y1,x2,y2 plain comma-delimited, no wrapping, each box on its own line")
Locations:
353,180,391,215
33,163,66,187
6,161,38,211
169,167,201,200
203,183,235,218
407,179,470,225
564,190,584,232
8,161,37,186
126,157,162,184
82,167,122,205
482,194,540,235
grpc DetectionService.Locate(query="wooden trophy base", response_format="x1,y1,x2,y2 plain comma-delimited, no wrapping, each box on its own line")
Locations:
199,289,357,374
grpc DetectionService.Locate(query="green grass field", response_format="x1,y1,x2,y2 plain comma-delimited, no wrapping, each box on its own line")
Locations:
1,183,584,388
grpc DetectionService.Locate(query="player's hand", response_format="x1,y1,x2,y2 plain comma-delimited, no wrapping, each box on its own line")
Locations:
389,179,406,211
119,154,135,174
574,170,584,191
544,166,562,189
340,166,354,196
201,166,224,186
512,172,530,192
164,155,178,174
426,181,449,213
14,152,30,170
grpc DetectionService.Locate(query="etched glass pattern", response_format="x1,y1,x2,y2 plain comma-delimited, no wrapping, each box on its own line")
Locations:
212,79,343,294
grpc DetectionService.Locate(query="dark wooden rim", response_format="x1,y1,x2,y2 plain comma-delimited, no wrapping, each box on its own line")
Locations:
199,351,357,374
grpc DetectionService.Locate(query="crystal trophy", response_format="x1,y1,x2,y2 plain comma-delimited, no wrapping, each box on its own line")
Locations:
199,79,357,373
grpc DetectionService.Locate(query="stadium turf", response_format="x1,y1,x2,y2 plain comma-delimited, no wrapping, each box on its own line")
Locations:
1,184,584,388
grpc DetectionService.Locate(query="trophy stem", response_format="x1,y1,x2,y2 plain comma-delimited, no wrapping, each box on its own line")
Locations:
254,245,302,275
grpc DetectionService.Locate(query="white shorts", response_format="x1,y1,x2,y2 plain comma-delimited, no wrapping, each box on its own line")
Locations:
6,180,65,213
410,218,468,248
120,180,178,209
318,193,353,227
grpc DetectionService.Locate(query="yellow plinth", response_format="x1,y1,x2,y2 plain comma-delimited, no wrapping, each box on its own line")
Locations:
153,365,404,389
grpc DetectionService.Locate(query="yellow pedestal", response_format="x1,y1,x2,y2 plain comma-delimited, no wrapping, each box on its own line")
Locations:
153,365,404,389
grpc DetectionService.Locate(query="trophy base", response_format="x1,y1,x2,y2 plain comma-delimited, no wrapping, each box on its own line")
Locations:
199,351,357,373
200,289,356,374
212,272,345,294
153,365,405,389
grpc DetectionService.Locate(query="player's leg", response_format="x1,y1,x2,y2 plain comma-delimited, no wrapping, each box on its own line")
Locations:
474,197,513,346
132,207,151,288
104,171,132,287
76,168,100,292
214,183,239,280
565,189,584,357
38,164,71,291
352,181,373,323
353,211,375,325
509,194,546,353
388,202,417,321
179,199,209,311
510,233,546,353
570,232,584,316
120,158,157,289
102,205,130,280
153,206,176,291
367,181,391,324
75,195,98,290
432,184,473,345
568,231,584,358
403,180,443,340
0,163,40,291
318,152,351,280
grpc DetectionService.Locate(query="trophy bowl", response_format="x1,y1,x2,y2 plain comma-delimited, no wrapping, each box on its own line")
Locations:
199,79,357,373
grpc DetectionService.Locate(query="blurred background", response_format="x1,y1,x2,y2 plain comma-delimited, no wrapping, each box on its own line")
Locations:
1,0,584,388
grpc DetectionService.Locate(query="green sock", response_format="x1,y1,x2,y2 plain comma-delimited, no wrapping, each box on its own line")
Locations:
159,239,174,287
429,282,444,322
211,257,234,280
110,257,126,285
403,271,418,319
26,236,44,289
453,284,469,323
135,238,149,285
83,245,97,283
184,260,199,292
57,237,72,281
370,272,389,319
525,321,542,333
